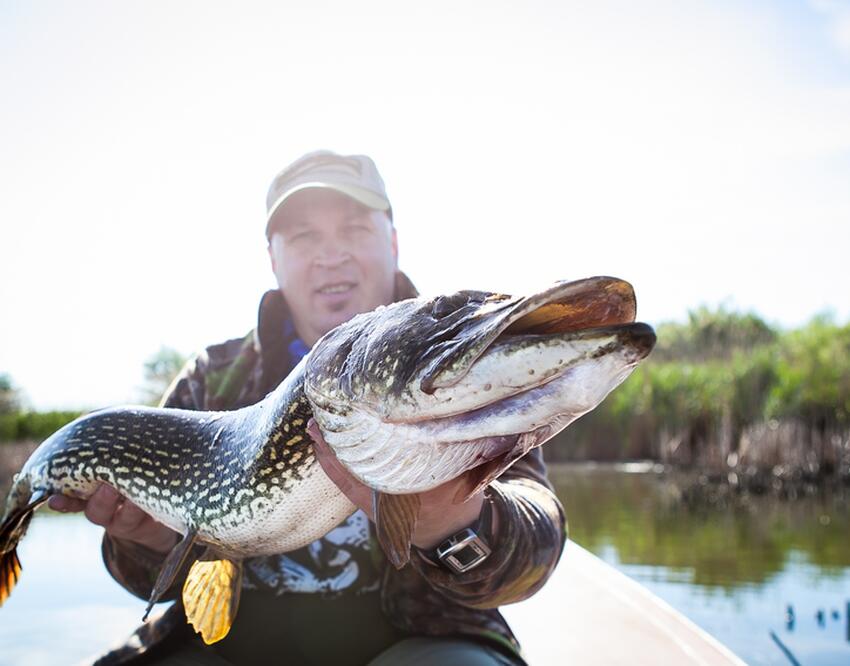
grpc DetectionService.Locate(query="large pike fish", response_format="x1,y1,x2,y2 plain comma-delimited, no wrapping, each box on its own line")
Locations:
0,276,655,643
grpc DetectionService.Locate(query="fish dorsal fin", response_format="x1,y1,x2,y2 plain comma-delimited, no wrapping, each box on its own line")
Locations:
143,530,199,621
182,554,243,644
374,491,420,570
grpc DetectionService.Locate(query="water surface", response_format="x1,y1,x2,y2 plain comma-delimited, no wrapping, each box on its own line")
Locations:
549,463,850,665
0,515,153,666
1,465,848,665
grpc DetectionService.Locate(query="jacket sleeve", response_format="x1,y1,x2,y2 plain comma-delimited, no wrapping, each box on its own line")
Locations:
100,353,209,601
410,448,567,608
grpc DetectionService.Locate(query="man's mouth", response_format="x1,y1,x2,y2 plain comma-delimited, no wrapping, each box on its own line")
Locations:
316,281,357,296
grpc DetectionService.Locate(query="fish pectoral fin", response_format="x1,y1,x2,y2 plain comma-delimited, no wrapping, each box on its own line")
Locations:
452,428,549,504
452,452,522,504
143,530,199,621
182,556,243,645
374,490,420,570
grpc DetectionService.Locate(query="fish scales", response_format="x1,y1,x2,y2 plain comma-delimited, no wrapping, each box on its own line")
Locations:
10,370,343,557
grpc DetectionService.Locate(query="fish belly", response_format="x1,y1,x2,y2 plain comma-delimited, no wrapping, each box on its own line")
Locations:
195,461,357,557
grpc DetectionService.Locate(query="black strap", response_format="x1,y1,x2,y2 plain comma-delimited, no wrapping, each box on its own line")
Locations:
417,494,493,566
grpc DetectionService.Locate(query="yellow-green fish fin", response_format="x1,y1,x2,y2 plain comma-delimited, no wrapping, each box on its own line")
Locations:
182,555,243,644
374,491,420,570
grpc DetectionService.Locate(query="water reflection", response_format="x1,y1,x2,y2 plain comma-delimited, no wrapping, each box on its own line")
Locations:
549,462,850,665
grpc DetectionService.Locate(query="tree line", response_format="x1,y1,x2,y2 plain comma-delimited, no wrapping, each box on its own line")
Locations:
547,307,850,481
0,346,186,443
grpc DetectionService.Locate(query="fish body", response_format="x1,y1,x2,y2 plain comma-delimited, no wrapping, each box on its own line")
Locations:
6,366,353,558
1,276,656,642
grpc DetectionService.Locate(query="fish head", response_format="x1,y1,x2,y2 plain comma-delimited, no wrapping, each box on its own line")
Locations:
304,276,655,493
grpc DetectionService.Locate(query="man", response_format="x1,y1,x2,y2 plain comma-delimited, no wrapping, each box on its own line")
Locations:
49,151,566,665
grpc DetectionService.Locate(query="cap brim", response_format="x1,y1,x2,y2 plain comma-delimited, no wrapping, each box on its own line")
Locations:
265,182,390,237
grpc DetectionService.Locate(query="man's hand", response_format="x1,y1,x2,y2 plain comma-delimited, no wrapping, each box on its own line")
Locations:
308,419,489,550
48,485,180,555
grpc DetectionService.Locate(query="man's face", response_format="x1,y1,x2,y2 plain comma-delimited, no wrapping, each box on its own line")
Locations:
267,188,398,346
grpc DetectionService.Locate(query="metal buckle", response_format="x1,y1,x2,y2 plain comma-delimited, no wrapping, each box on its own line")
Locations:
436,527,492,574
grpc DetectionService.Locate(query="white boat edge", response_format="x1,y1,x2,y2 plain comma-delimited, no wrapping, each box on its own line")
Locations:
501,540,747,665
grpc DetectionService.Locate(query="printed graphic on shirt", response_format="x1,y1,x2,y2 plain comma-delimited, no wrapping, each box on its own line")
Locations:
242,509,379,596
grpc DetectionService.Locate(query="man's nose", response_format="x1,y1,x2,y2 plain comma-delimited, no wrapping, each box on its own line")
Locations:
313,236,351,268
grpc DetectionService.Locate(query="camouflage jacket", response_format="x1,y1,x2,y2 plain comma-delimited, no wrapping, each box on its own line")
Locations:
96,271,567,664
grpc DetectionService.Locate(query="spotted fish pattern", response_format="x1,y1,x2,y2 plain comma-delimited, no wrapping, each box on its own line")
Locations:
2,369,354,564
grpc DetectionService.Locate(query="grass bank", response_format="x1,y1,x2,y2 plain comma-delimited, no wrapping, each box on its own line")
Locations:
547,308,850,483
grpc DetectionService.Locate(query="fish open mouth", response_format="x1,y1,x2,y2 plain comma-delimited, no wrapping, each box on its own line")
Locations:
418,321,656,431
387,276,656,432
417,278,655,498
420,276,647,394
501,276,637,336
400,314,655,498
491,276,654,368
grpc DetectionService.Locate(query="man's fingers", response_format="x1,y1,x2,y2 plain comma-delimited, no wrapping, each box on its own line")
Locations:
108,500,148,536
83,484,123,526
48,494,87,513
41,482,176,554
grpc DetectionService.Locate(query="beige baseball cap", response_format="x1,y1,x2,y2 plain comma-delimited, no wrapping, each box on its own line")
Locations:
265,150,392,238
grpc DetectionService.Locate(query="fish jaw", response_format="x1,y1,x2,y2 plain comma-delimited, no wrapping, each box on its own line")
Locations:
419,276,638,393
376,326,646,425
309,323,655,494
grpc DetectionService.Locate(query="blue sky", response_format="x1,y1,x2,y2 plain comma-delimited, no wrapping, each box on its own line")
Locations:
1,0,849,410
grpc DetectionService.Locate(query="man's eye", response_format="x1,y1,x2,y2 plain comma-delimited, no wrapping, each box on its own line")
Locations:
289,230,318,243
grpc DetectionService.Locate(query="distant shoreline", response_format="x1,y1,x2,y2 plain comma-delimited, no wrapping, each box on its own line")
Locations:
0,440,39,497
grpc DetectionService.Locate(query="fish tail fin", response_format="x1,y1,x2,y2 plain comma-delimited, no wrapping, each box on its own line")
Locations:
0,547,22,606
0,483,47,606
